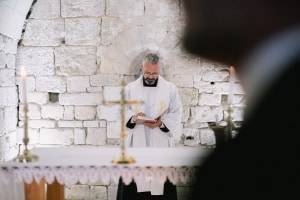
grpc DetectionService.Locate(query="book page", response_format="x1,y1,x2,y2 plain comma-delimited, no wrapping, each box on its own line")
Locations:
155,108,168,119
136,116,156,124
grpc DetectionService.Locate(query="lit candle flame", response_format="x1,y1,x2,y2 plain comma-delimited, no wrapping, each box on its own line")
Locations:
21,66,27,78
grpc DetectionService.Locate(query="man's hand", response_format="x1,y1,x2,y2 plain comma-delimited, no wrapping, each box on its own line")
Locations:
132,112,146,123
144,117,162,129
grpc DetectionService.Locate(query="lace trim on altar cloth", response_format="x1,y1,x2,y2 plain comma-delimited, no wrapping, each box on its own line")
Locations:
0,166,198,185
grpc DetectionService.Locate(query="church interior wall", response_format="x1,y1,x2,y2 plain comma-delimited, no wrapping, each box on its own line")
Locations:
0,0,246,199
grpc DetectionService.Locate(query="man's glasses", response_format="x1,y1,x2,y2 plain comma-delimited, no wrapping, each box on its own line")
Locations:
143,72,159,77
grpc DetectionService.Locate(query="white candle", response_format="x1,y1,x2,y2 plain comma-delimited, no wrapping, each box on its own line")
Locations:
20,66,29,139
228,66,235,105
20,66,27,104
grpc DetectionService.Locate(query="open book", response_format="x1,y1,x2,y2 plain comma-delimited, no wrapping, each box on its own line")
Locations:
136,108,168,124
136,115,157,123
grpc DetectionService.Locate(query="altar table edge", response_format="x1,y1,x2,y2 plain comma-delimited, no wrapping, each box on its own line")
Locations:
0,146,212,186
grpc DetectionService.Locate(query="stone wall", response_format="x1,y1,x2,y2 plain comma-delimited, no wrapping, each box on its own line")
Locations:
0,34,19,161
13,0,245,153
0,0,34,161
0,0,246,199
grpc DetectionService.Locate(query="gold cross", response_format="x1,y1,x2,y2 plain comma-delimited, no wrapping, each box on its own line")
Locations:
103,80,143,164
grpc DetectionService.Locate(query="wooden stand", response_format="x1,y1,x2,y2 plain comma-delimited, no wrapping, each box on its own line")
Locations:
24,178,45,200
24,178,64,200
46,179,64,200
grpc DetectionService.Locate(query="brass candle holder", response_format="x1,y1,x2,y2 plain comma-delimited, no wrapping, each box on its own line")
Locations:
220,94,233,141
225,104,233,141
14,103,38,163
103,81,143,164
14,67,38,163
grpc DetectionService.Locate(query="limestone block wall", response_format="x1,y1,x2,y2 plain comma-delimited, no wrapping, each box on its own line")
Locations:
0,0,34,161
0,34,19,161
0,0,246,161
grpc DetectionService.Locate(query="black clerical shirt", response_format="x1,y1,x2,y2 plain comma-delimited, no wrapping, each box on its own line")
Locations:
143,78,158,87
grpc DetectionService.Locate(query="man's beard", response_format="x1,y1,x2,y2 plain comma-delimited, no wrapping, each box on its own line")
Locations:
144,78,157,85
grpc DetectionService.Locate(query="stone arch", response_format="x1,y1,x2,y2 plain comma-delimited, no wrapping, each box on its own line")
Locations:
0,0,36,161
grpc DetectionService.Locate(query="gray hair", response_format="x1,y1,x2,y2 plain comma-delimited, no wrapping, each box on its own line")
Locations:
142,53,160,66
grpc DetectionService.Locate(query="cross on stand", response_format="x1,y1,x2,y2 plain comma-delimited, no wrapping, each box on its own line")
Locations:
103,80,143,164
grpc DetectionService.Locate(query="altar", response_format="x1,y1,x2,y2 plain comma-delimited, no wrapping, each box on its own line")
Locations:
0,146,211,200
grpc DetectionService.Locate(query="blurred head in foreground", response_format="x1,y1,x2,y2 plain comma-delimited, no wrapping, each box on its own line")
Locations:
181,0,300,199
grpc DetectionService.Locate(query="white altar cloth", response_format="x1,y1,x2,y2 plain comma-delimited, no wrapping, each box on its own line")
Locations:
0,146,211,199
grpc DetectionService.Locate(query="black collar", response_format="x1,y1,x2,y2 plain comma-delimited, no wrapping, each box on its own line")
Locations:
143,78,158,87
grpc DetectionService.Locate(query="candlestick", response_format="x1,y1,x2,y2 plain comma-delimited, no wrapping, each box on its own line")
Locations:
225,104,233,141
228,66,235,105
14,67,38,163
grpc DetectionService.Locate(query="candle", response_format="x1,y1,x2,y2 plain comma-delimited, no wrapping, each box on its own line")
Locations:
20,66,27,104
20,66,29,139
228,66,235,105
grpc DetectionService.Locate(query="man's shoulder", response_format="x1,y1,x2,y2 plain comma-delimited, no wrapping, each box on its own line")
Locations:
166,79,179,90
159,76,177,87
126,76,142,87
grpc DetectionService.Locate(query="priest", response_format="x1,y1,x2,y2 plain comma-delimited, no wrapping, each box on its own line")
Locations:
116,52,182,200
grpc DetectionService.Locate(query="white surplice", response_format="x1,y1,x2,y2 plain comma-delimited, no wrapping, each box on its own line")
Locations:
124,75,182,195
